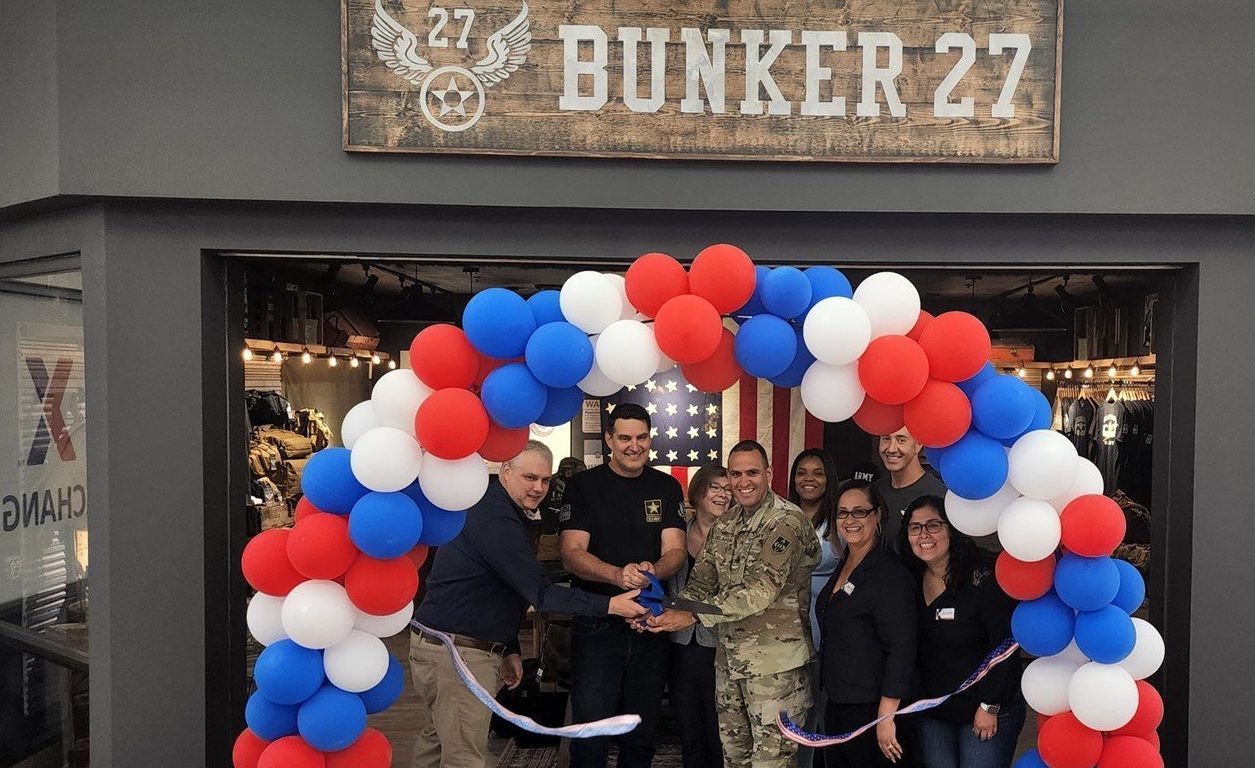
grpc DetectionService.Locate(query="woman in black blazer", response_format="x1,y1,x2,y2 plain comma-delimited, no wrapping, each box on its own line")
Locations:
816,479,918,767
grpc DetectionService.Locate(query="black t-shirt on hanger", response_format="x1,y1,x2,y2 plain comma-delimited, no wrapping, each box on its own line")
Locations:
1090,401,1125,494
1066,399,1096,458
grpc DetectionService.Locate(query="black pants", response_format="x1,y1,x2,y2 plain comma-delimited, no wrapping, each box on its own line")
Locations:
669,640,722,768
570,617,670,768
824,702,916,768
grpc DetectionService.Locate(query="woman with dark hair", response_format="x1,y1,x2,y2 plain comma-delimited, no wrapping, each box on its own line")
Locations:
666,463,729,768
789,449,841,768
897,496,1024,768
817,479,918,767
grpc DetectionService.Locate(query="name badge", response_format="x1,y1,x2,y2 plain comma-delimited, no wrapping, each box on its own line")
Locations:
842,582,856,596
935,607,956,621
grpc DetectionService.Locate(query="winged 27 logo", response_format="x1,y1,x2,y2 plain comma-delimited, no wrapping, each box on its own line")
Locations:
371,0,532,132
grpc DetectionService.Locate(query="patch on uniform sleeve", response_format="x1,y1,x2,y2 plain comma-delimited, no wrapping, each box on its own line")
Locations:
771,536,791,553
559,504,571,523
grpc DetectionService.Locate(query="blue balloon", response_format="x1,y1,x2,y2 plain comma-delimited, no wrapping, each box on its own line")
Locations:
1075,605,1136,663
254,640,326,706
732,266,773,322
245,690,300,741
956,361,996,399
1112,559,1146,614
734,315,797,379
761,267,812,320
939,430,1008,500
768,327,815,388
804,266,854,311
349,491,424,559
1001,388,1053,446
301,448,369,515
298,685,368,752
481,362,548,428
526,290,565,327
537,385,584,426
463,287,537,359
1011,591,1076,657
525,321,594,388
1054,554,1120,612
1012,750,1049,768
401,481,469,541
923,444,949,471
359,654,405,714
971,375,1036,440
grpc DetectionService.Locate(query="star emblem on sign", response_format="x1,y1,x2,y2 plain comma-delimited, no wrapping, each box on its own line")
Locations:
431,74,475,116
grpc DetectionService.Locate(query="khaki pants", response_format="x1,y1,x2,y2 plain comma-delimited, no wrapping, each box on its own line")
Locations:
715,663,811,768
409,631,503,768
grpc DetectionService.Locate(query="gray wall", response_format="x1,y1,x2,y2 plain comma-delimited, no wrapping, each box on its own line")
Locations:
0,2,59,209
4,0,1249,213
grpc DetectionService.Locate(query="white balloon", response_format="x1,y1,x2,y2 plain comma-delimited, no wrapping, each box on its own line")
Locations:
1021,655,1082,716
946,482,1020,537
371,369,432,434
561,271,623,334
246,592,288,646
350,426,423,492
595,319,662,387
340,401,379,450
578,359,622,397
1049,457,1105,512
1008,430,1080,501
355,602,415,638
281,580,357,650
1119,618,1165,680
654,341,677,375
1057,638,1091,664
800,361,865,423
851,271,921,338
604,273,638,320
1068,662,1139,731
324,629,390,693
419,454,490,511
803,297,873,365
997,497,1061,561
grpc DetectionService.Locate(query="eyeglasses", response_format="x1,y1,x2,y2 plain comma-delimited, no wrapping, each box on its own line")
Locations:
707,484,732,496
907,520,948,536
835,507,875,519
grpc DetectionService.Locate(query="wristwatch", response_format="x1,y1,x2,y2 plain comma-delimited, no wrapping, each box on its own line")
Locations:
979,703,1001,715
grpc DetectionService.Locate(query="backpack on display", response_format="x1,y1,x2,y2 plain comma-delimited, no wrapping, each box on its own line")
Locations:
247,438,284,480
295,408,334,451
280,458,309,499
258,426,316,460
246,389,293,428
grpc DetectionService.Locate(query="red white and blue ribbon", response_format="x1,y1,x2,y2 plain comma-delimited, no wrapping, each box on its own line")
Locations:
411,621,641,738
777,638,1022,747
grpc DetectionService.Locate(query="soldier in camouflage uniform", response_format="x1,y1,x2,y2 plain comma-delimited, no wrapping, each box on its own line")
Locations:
645,440,821,768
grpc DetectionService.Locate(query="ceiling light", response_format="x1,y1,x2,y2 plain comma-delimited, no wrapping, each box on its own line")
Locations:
271,350,283,363
1017,368,1027,378
242,348,253,362
350,357,360,368
1130,363,1140,376
1064,368,1073,379
371,353,381,365
1046,369,1056,381
1108,365,1118,378
329,356,338,368
387,359,397,370
1084,366,1094,379
301,348,312,364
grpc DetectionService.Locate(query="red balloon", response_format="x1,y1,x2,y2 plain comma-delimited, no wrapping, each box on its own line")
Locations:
242,529,306,596
410,324,479,390
1136,730,1160,750
416,388,489,460
407,543,430,569
258,736,325,768
287,513,360,580
1060,494,1127,557
1097,736,1164,768
907,310,934,341
858,335,929,405
654,295,723,364
294,496,323,523
478,421,530,462
688,244,756,314
470,352,515,394
681,328,742,393
903,380,971,447
325,728,392,768
625,252,690,317
852,398,905,436
345,555,419,615
1111,681,1164,737
233,729,270,768
918,311,993,383
995,551,1055,600
1038,712,1104,768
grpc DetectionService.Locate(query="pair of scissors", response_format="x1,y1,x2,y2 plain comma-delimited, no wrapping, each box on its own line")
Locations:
635,572,723,616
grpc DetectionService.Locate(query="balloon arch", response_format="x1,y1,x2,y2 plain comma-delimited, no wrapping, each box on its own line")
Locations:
234,246,1165,768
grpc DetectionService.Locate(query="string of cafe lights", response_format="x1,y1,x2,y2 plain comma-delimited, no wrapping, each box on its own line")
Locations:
242,342,396,370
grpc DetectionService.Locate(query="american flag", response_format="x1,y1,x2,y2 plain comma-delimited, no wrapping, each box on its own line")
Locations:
600,370,824,496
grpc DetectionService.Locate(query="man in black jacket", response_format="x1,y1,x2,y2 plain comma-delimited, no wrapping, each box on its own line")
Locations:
411,441,648,768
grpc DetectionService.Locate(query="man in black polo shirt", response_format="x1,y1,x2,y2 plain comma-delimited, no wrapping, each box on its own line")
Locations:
560,403,687,768
411,441,647,768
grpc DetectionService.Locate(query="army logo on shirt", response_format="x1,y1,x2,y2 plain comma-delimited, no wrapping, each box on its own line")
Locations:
644,499,662,522
772,536,791,553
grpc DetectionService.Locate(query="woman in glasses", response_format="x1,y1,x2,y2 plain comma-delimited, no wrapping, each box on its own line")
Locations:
816,479,917,767
667,463,729,768
897,496,1024,768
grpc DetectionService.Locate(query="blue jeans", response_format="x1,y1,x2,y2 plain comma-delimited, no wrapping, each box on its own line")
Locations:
913,701,1026,768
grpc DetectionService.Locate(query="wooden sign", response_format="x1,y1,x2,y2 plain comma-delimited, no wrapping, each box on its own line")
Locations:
343,0,1062,163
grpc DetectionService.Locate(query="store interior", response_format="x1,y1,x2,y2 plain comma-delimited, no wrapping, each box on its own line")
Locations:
235,254,1163,765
